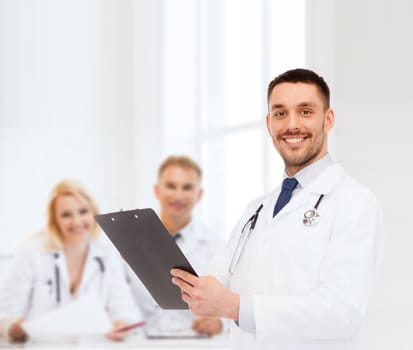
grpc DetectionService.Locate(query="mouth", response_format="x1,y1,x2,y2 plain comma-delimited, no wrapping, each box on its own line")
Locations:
281,134,310,147
169,202,186,211
69,226,89,234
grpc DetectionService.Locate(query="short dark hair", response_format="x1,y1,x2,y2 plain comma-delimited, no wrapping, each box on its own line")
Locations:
267,68,330,109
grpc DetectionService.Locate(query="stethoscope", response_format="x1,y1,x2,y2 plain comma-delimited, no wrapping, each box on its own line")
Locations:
49,253,105,304
302,194,324,227
228,194,325,274
228,204,263,275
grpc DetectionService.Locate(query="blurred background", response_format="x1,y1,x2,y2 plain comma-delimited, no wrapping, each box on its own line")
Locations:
0,0,412,348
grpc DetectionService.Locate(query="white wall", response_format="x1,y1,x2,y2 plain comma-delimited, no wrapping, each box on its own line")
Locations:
132,0,164,211
307,1,413,348
0,0,137,253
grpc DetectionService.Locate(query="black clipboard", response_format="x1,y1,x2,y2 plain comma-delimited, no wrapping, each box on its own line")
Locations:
95,208,197,309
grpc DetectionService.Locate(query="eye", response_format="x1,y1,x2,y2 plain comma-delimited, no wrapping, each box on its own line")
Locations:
272,111,287,119
60,211,71,218
165,183,176,190
79,208,90,215
301,109,313,116
183,184,194,191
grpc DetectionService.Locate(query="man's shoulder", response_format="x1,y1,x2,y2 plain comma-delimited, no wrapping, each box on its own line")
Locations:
325,163,380,207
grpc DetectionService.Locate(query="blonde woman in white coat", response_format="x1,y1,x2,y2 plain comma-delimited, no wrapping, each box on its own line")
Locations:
0,179,143,342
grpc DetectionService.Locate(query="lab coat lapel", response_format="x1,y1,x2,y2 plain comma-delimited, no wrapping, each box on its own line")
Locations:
272,164,345,220
305,163,345,195
176,221,196,255
78,242,103,292
274,190,310,219
53,251,70,296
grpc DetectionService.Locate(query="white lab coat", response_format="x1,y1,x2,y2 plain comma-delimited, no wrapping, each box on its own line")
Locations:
0,234,143,339
128,218,225,333
210,163,384,350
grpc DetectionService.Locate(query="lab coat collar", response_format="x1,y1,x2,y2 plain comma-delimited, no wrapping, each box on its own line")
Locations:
51,240,104,296
180,217,209,242
51,250,69,294
293,154,334,189
305,163,345,195
78,241,105,293
175,219,204,253
177,220,193,243
267,163,345,222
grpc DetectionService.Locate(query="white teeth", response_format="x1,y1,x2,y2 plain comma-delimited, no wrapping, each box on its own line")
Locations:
285,138,304,144
71,227,86,233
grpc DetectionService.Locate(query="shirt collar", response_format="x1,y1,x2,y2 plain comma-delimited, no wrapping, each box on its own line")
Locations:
284,154,334,189
50,239,104,258
171,219,194,242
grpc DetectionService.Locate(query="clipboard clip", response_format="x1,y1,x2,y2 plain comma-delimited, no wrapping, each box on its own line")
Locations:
110,209,139,222
111,208,123,221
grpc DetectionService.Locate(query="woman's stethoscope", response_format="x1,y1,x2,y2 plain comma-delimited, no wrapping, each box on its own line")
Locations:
49,253,105,304
228,194,325,275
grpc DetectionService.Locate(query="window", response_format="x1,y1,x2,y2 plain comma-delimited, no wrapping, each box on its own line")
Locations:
155,0,306,238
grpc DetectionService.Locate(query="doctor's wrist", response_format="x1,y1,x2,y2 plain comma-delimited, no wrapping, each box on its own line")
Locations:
223,292,240,320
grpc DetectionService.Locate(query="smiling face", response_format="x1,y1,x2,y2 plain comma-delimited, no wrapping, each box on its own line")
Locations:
266,82,334,175
155,165,203,227
54,194,96,245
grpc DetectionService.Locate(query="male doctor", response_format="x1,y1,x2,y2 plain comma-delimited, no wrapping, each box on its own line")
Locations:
171,68,384,350
128,156,224,336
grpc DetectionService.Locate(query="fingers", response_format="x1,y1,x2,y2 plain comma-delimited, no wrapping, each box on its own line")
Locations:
106,331,128,342
171,275,196,297
106,320,129,342
170,268,198,286
192,317,223,336
181,291,191,304
9,320,28,343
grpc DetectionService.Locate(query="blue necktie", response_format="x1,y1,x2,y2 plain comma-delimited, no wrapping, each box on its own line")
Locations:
273,177,298,217
172,233,181,241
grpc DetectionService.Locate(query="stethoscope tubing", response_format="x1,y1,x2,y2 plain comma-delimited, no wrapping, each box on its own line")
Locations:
53,254,105,304
229,194,325,274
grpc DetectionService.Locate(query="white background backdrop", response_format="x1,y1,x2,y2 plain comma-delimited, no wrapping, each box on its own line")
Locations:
0,0,412,348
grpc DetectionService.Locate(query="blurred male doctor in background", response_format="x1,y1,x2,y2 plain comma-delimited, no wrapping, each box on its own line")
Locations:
171,69,384,350
128,156,225,337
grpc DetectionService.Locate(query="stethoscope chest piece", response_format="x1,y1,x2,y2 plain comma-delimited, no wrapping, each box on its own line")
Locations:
303,209,320,227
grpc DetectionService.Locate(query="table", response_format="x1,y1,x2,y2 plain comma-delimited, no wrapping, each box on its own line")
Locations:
0,333,230,350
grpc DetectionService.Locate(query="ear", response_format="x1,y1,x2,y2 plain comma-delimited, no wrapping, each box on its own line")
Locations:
197,188,204,202
265,114,273,136
324,108,335,132
154,184,160,199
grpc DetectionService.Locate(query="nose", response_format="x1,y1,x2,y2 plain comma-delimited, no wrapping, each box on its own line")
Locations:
173,188,185,201
286,113,301,131
72,214,83,226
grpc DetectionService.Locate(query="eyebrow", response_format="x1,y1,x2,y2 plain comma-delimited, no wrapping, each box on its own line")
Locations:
297,102,316,107
270,101,316,110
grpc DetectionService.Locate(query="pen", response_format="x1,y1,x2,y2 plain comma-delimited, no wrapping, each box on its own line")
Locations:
116,321,146,332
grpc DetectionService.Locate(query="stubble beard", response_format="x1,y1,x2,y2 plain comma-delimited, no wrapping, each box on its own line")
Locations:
274,126,326,172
